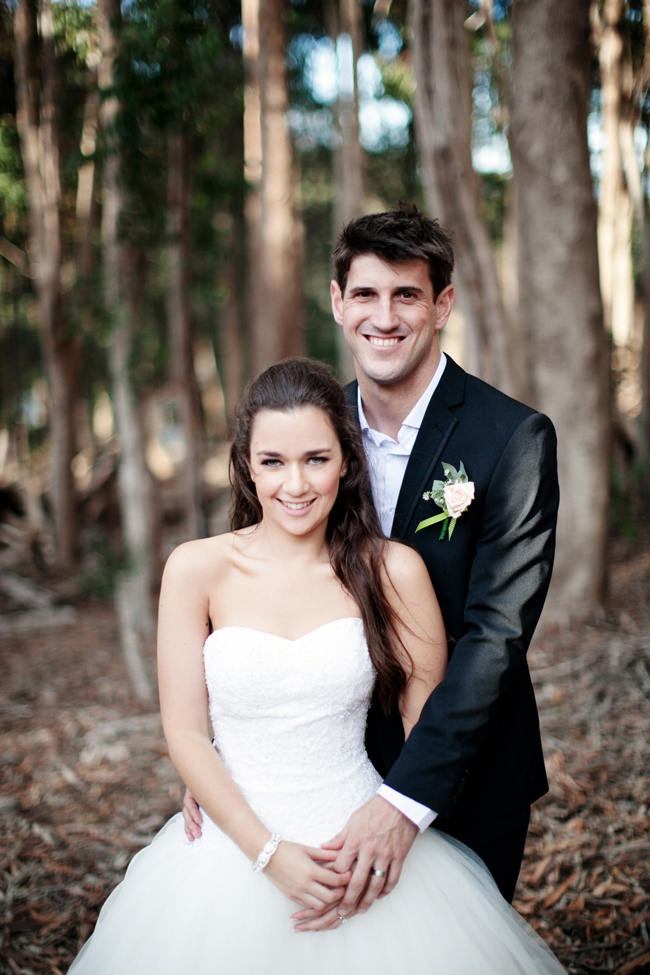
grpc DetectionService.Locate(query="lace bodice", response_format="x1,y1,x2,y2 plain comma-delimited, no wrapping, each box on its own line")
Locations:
202,617,381,844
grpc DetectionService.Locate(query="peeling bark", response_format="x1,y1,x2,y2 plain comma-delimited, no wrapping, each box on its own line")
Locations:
14,0,79,566
510,0,610,614
99,0,155,698
409,0,518,396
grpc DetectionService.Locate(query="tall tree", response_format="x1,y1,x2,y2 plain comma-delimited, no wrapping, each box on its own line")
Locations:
408,0,519,395
99,0,156,699
249,0,305,372
13,0,80,566
242,0,264,375
327,0,366,380
594,0,636,350
509,0,610,613
166,120,204,539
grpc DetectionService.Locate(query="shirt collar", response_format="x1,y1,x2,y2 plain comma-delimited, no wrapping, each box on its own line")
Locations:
357,353,447,438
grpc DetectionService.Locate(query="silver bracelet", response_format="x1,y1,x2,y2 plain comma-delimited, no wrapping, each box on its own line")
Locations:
252,833,281,873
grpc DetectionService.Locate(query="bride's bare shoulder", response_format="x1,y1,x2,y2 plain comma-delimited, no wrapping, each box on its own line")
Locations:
381,539,429,585
162,531,241,583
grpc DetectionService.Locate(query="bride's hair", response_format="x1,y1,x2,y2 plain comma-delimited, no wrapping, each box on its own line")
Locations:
230,357,408,712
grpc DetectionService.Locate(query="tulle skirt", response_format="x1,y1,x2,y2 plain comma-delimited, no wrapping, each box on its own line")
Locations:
68,812,564,974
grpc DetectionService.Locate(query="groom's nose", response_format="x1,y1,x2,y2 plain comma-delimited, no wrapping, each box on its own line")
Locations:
372,295,398,331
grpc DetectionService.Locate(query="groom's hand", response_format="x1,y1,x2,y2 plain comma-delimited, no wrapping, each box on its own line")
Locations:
182,788,203,840
292,796,417,929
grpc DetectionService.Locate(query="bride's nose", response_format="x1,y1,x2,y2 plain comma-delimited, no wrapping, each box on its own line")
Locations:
284,463,309,495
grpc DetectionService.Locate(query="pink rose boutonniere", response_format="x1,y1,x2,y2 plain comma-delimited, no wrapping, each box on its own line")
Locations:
415,461,475,541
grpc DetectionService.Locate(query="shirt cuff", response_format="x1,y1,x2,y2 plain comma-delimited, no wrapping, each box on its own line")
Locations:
377,784,437,831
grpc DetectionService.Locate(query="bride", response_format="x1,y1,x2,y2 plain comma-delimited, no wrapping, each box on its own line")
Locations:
68,358,564,973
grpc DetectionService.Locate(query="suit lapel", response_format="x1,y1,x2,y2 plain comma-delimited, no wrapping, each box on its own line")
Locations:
344,359,467,539
390,357,466,538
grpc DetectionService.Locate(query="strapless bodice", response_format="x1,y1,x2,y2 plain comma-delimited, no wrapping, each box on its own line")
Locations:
201,617,381,844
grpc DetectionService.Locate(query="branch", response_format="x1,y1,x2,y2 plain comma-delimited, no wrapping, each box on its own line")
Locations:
0,238,30,275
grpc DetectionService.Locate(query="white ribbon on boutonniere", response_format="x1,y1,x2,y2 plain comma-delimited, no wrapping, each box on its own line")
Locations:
415,461,475,541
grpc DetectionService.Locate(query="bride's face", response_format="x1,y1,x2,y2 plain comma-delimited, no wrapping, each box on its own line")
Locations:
247,406,347,536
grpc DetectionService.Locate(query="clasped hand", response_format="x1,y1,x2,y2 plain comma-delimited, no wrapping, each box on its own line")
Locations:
183,791,417,932
291,795,418,931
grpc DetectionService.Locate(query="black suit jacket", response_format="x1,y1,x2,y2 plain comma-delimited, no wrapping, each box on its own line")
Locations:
347,356,559,839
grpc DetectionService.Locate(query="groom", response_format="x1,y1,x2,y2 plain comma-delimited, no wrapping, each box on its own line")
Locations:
186,205,559,915
293,205,559,925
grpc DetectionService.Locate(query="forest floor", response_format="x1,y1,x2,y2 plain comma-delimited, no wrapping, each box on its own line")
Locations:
0,535,649,974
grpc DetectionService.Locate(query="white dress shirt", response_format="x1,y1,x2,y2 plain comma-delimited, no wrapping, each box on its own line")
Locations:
358,353,448,831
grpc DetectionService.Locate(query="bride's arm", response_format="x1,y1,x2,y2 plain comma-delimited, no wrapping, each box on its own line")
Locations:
380,543,448,739
157,542,348,912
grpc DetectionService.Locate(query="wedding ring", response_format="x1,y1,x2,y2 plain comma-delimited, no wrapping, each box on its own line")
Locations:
371,867,388,878
337,912,347,923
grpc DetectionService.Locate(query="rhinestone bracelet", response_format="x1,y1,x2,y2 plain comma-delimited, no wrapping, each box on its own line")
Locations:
252,833,281,873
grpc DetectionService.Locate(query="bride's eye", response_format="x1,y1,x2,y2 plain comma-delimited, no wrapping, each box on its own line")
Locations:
307,456,328,465
260,458,282,467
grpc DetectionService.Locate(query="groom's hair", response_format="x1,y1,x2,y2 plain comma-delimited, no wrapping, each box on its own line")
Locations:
332,203,454,300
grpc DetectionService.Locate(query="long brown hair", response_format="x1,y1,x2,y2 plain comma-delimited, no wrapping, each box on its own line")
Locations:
230,358,408,713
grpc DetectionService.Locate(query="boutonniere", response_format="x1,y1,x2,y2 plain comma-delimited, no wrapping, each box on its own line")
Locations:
415,461,475,540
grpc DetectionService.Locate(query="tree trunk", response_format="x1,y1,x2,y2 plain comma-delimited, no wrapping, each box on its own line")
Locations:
14,0,78,566
640,128,650,487
251,0,304,372
166,122,204,540
242,0,262,379
220,207,247,427
408,0,518,396
328,0,366,380
76,83,100,287
509,0,610,615
596,0,635,349
99,0,155,699
639,5,650,481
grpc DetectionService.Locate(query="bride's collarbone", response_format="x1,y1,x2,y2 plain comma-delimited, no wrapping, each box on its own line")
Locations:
210,571,358,638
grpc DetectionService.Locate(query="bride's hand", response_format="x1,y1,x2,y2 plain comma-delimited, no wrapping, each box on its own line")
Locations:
263,842,350,920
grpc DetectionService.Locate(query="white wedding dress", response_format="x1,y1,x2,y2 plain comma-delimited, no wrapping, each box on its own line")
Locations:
69,617,564,974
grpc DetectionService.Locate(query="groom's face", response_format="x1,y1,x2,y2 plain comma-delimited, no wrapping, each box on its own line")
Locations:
330,254,453,392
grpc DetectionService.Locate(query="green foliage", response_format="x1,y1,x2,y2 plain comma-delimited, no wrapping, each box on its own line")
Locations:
0,1,15,116
0,119,28,230
81,532,134,600
53,0,98,65
479,172,509,244
0,290,43,428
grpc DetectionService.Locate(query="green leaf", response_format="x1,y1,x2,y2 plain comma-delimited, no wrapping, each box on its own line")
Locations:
415,512,448,533
448,517,458,539
441,462,458,480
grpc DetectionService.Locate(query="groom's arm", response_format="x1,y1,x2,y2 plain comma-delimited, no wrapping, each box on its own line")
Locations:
384,411,559,814
377,784,436,828
294,412,558,927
